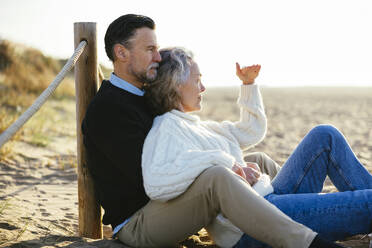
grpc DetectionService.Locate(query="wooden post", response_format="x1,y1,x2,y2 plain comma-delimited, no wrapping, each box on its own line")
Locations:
74,22,102,239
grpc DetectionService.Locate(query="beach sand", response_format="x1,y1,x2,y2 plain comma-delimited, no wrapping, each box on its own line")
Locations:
0,87,371,247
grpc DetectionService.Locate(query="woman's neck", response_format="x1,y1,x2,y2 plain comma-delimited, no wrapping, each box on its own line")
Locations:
177,104,185,113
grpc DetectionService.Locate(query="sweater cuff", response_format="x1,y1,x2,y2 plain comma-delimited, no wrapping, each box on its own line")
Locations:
252,174,274,196
237,84,261,107
239,84,258,100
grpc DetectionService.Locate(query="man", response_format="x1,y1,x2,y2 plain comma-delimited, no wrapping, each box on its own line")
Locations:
82,14,159,231
82,14,343,248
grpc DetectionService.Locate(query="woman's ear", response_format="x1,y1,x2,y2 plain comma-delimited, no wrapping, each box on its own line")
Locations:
113,44,129,62
177,102,185,112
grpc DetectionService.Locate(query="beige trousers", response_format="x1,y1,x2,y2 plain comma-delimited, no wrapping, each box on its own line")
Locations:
118,152,316,248
244,152,282,180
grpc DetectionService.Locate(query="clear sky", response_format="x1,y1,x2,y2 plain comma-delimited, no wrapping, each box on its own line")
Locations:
0,0,371,87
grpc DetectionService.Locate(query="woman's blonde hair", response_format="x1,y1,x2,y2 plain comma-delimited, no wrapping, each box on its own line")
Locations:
144,47,193,115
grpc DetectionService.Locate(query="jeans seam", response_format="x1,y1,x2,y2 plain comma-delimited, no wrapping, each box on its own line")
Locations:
328,151,356,191
292,147,327,193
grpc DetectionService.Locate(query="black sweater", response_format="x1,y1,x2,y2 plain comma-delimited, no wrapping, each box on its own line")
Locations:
82,80,153,229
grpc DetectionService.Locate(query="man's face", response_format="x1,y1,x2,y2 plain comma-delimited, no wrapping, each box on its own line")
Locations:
127,27,161,83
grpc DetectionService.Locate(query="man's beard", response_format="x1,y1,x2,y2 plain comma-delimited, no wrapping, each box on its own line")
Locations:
130,63,159,84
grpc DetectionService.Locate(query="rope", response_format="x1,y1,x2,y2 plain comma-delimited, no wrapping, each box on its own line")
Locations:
0,41,87,149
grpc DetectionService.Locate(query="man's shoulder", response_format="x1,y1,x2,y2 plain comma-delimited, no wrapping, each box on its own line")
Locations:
94,80,138,103
83,82,151,132
88,81,145,113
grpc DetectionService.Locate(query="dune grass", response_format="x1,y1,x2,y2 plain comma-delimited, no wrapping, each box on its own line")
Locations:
0,39,112,158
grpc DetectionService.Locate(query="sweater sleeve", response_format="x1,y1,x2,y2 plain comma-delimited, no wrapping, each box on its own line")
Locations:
203,84,267,151
142,118,236,202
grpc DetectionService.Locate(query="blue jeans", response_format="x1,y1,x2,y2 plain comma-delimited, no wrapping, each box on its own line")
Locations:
234,125,372,248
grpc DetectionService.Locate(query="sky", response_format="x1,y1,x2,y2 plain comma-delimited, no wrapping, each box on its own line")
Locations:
0,0,371,87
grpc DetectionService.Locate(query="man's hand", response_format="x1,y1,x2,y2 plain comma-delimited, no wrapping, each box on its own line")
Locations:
236,63,261,85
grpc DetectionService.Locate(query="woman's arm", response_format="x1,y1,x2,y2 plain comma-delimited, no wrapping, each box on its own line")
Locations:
203,64,267,151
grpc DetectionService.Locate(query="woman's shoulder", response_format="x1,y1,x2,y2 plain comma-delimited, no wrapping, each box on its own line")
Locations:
153,111,180,124
149,111,182,133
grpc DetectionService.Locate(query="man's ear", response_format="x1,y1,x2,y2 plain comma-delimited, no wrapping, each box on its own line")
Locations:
113,44,129,62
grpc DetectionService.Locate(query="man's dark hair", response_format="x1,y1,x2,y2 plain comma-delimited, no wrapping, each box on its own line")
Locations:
104,14,155,62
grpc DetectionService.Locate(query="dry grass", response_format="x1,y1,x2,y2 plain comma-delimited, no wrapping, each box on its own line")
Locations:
0,40,113,158
0,108,18,158
0,40,75,140
1,39,370,247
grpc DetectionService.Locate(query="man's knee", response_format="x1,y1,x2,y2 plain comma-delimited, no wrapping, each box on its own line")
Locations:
244,151,266,164
245,152,279,173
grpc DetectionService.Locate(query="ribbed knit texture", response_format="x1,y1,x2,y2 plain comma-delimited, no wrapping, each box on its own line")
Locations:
142,84,272,247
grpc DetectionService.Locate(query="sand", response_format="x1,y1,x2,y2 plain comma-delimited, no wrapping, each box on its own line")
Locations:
0,87,371,247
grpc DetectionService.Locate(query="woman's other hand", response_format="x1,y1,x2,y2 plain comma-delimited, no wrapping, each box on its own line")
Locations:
242,166,260,186
245,162,262,174
232,163,247,180
236,63,261,85
232,162,260,186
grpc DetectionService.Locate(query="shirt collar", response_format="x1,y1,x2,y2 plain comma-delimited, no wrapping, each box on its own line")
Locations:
109,73,144,96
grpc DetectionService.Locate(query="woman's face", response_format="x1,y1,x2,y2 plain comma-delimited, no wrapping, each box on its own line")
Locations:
178,62,206,112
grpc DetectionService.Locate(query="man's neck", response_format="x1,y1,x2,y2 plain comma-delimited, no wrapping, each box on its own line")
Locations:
113,70,144,90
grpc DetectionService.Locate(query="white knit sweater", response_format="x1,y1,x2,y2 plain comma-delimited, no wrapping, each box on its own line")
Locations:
142,84,273,247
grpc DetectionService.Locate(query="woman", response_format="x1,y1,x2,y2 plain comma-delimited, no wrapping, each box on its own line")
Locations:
142,47,372,248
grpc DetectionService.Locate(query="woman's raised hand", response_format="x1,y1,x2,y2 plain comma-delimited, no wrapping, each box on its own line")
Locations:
236,63,261,85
